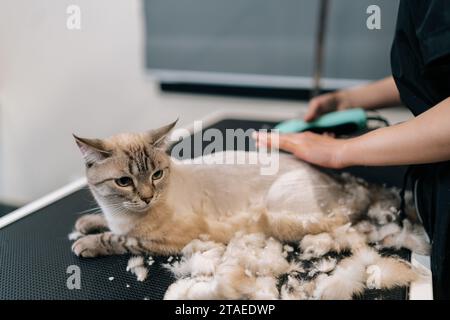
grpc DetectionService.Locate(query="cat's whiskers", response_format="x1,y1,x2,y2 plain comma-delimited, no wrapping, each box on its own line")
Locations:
76,206,104,215
103,204,128,216
84,201,127,216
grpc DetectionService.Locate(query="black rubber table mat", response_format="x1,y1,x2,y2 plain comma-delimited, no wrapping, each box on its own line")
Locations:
0,118,409,300
0,203,17,217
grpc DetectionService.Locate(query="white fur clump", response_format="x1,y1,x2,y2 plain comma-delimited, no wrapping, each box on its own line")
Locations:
312,246,425,299
280,276,315,300
354,219,430,255
126,256,149,282
68,230,84,241
306,257,337,278
164,222,428,300
314,257,337,274
225,232,290,277
313,247,380,299
165,239,226,278
164,232,289,300
379,220,430,255
299,223,366,259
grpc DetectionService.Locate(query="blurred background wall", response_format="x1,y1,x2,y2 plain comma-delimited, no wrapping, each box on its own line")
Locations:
144,0,398,88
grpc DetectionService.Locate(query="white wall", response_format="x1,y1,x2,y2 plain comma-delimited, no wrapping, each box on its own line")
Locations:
0,0,307,204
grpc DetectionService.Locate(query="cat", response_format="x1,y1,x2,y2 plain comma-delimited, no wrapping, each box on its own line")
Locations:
71,120,422,258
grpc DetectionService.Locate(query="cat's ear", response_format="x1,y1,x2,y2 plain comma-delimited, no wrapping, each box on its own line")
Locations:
147,119,178,149
73,134,111,165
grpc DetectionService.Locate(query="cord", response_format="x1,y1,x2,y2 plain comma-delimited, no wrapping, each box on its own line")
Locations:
367,115,390,127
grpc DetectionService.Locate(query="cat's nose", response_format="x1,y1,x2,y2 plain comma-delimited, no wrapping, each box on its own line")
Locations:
141,196,153,204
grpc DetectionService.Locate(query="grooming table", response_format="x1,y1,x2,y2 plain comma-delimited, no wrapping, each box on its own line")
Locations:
0,111,432,300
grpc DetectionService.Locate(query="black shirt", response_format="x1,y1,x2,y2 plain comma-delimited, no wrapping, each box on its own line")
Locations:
391,0,450,300
391,0,450,116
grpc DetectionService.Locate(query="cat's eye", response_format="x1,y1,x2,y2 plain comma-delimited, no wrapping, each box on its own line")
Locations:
152,170,164,180
115,176,133,187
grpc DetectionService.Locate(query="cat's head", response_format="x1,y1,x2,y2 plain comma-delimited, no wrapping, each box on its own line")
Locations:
74,120,177,214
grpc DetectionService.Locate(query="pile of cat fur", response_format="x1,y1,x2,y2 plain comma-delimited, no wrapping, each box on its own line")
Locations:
127,187,430,300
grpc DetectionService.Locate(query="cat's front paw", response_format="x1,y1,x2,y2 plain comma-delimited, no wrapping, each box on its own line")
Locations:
74,214,108,235
72,234,103,258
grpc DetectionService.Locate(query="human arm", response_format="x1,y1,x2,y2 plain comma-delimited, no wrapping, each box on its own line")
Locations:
254,96,450,168
304,76,402,121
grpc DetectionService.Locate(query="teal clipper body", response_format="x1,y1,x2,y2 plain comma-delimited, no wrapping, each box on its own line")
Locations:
274,108,367,134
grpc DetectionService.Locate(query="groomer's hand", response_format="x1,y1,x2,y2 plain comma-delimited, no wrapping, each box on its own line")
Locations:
256,96,450,168
304,90,353,122
253,131,349,169
304,76,402,121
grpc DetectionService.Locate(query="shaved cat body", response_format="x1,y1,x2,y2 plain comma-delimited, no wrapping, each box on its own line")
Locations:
71,122,383,258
